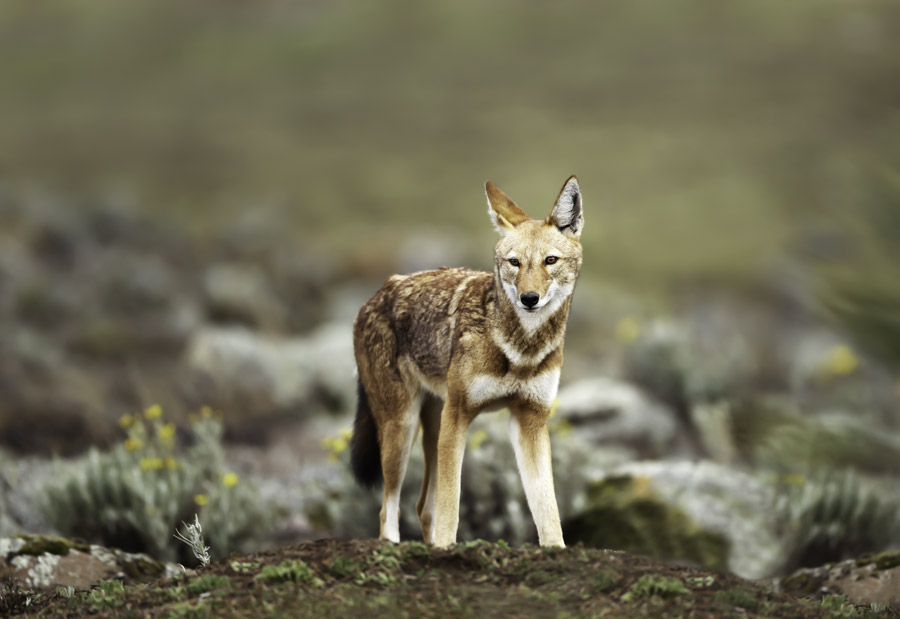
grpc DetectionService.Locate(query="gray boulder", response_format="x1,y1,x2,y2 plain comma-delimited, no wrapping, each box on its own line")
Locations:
555,377,691,460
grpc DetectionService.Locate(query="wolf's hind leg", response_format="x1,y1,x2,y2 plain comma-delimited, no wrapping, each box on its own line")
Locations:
378,392,422,543
416,394,442,544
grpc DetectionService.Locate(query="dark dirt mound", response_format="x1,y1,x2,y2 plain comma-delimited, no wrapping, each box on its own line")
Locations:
5,539,894,618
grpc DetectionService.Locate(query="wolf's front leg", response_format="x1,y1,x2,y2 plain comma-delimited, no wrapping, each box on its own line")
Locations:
509,409,565,547
432,404,470,548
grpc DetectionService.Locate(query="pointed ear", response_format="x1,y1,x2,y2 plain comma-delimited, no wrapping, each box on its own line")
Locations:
547,175,583,239
485,181,530,236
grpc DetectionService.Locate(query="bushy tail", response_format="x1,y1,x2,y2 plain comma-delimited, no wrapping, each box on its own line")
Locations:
350,379,383,488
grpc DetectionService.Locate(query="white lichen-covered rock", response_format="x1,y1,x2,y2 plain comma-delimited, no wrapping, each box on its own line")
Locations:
0,535,176,590
610,460,786,579
11,553,61,588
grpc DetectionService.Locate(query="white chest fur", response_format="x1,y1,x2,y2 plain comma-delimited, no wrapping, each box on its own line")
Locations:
466,368,560,409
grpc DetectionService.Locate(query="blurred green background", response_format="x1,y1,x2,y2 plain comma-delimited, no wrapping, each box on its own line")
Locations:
3,0,898,294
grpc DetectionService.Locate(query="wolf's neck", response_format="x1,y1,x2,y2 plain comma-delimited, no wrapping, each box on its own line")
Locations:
491,277,570,368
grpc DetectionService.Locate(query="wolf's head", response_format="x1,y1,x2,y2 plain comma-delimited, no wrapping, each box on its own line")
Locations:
485,176,583,329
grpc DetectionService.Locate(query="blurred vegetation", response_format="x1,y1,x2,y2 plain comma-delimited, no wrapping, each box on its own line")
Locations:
43,406,271,563
1,0,899,295
819,167,900,370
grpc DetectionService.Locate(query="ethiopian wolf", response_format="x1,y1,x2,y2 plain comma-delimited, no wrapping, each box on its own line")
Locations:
350,176,584,548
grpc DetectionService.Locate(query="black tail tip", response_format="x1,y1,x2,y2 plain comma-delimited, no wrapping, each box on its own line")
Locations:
350,380,383,488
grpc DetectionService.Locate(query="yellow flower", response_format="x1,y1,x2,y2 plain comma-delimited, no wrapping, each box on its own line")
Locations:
124,438,143,452
118,413,135,429
553,419,574,437
145,404,162,420
468,429,488,450
140,458,164,471
200,406,214,419
194,494,209,506
321,428,352,463
159,423,176,443
615,316,642,344
818,345,859,379
165,457,178,470
222,472,239,488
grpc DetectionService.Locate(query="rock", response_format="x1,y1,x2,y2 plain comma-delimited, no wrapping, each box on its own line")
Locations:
563,472,730,574
0,535,174,590
565,461,787,579
555,377,691,460
185,321,356,422
778,550,900,606
204,263,287,331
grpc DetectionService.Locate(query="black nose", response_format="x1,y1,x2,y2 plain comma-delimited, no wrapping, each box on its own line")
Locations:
520,292,540,308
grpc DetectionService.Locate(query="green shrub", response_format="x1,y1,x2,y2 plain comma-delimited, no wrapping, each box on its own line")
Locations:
87,580,124,611
43,405,271,563
255,560,323,586
623,574,690,600
820,594,861,619
186,574,231,595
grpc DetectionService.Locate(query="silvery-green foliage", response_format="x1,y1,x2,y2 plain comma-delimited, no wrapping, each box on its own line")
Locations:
42,408,270,563
174,514,210,567
773,469,900,571
730,400,900,476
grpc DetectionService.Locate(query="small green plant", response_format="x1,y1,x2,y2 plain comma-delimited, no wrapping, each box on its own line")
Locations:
230,560,260,573
326,556,363,579
686,575,716,588
43,405,271,562
56,585,76,599
354,571,398,587
821,594,860,618
622,574,690,601
186,574,231,595
255,560,324,586
87,579,125,611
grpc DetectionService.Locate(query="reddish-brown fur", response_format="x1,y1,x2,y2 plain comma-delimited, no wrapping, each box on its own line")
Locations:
351,176,583,547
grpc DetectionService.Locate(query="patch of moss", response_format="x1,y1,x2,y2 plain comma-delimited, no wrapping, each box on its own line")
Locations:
563,476,730,570
120,555,166,580
14,534,90,557
857,550,900,571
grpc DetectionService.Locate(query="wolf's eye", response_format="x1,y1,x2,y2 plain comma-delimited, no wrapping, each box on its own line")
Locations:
509,258,520,267
545,256,558,265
